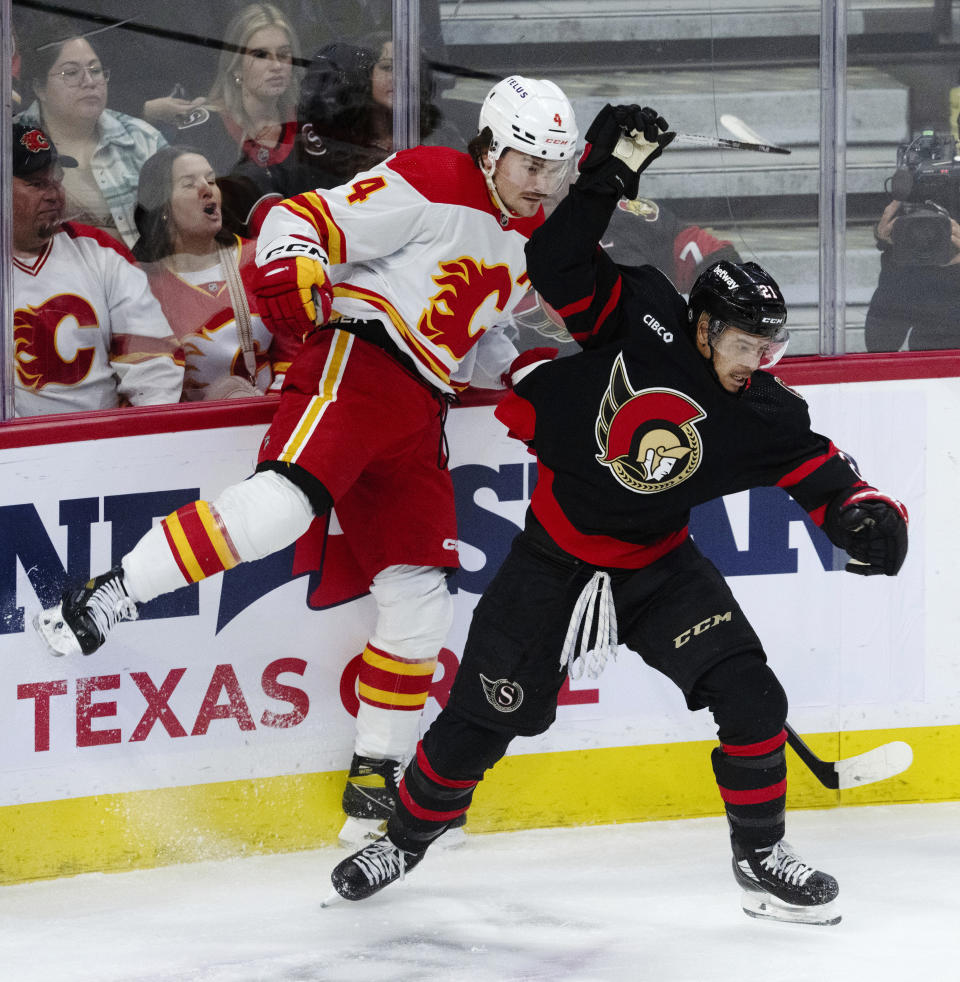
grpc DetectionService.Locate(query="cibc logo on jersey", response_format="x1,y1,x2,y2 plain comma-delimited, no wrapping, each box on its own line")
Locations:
595,353,706,493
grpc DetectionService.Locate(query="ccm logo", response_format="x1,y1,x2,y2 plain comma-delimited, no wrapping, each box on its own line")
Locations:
644,313,674,343
264,242,325,262
674,611,731,648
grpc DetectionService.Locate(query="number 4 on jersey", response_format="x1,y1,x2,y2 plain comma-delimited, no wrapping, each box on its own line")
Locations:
347,176,388,205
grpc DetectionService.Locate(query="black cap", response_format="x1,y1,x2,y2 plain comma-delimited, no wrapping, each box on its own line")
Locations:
12,122,78,177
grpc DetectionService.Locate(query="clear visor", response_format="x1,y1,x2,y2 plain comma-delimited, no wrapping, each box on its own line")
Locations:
709,319,790,370
495,150,573,196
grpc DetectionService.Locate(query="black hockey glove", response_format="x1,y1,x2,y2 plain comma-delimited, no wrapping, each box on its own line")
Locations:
576,104,675,199
824,488,908,576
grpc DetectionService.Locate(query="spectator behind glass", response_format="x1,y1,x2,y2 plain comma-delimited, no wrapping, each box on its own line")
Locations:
132,146,301,401
166,3,301,183
16,33,168,247
12,122,183,417
296,35,442,185
865,194,960,351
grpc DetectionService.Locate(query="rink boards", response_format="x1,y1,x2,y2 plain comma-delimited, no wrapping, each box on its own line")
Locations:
1,367,957,883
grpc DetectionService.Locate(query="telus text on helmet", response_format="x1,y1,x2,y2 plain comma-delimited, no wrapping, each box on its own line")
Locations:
507,77,529,98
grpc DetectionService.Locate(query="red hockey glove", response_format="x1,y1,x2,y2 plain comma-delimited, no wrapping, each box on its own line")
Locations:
253,237,333,341
825,488,908,576
500,346,558,389
576,104,675,199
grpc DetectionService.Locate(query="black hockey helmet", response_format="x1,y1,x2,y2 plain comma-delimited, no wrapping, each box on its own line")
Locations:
687,260,788,337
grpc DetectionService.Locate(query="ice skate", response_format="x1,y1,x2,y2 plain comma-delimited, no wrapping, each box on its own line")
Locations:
325,834,425,904
33,566,138,657
338,754,402,847
338,753,467,848
732,838,840,925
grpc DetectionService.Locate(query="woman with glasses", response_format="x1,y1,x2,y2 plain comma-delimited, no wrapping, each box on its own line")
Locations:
16,33,167,248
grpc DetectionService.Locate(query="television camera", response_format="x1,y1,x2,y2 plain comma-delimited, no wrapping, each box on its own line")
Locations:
888,130,960,266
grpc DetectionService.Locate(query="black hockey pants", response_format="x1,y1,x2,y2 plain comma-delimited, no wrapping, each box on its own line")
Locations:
388,529,789,853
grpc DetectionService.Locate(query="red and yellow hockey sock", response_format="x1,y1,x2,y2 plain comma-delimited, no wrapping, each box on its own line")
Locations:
357,643,437,713
162,500,243,584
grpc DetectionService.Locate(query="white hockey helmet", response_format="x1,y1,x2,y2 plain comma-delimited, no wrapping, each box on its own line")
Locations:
478,76,579,164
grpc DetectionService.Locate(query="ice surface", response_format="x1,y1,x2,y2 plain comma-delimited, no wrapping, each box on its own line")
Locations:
2,802,957,982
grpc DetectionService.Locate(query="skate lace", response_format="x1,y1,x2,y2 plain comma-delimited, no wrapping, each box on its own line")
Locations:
86,577,138,640
352,838,412,886
559,571,619,679
760,840,815,887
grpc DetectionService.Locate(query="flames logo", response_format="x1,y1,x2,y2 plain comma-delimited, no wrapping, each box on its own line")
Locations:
596,353,706,493
417,257,514,360
14,295,98,390
20,128,51,154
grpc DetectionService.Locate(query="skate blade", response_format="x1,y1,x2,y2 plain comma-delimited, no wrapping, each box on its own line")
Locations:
320,888,346,908
741,891,841,926
338,816,388,849
32,607,81,657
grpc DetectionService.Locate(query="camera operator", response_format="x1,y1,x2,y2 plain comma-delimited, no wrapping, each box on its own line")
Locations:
865,130,960,352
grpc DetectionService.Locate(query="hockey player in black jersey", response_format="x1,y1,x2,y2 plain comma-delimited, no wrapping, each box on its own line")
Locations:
326,104,909,924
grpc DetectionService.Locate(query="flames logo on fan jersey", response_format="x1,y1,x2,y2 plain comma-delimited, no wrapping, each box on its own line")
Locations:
14,295,98,390
596,353,706,493
417,257,514,360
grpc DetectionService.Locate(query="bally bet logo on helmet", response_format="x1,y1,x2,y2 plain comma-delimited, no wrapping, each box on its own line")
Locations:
595,353,706,493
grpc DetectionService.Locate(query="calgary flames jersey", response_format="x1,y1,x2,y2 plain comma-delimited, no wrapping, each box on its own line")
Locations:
13,223,184,417
142,236,298,401
499,186,866,568
256,146,541,394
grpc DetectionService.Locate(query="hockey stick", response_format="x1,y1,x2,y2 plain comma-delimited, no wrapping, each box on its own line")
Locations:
719,113,772,146
672,132,791,155
785,722,913,790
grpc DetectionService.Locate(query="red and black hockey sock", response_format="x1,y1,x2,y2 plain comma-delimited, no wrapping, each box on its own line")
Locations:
693,654,789,851
711,731,787,850
388,715,512,852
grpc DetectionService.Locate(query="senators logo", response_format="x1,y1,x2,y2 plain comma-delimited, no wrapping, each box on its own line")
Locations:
417,257,514,360
15,295,99,390
617,197,660,223
20,128,51,154
596,353,706,493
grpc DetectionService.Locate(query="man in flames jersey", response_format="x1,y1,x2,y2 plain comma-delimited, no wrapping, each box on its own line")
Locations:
12,123,183,416
35,78,580,848
326,105,908,921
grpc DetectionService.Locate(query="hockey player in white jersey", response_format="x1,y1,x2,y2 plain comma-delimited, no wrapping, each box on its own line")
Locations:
35,76,578,846
11,123,184,416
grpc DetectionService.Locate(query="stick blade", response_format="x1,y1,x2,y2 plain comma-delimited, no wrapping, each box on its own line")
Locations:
835,741,913,789
720,113,768,145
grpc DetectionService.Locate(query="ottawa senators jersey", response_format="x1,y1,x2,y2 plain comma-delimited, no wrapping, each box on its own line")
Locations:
256,145,541,394
13,223,184,417
142,235,299,400
498,187,865,568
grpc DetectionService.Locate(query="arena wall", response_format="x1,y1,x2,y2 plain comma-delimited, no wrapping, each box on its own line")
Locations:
1,354,957,883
